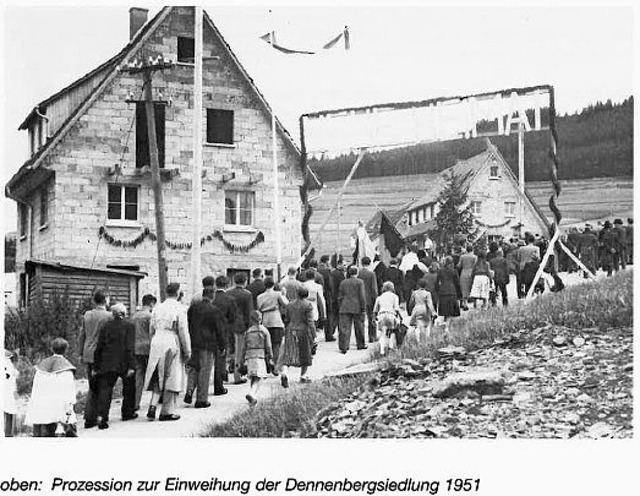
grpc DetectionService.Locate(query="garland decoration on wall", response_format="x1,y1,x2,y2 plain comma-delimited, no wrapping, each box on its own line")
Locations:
98,226,265,253
474,218,511,229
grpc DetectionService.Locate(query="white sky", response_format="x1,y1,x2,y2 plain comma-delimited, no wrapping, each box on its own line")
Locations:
0,2,634,230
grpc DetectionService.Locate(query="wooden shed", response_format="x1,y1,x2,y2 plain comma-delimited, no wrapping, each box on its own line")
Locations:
23,260,146,313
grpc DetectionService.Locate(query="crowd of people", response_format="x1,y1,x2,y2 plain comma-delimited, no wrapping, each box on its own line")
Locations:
563,218,633,277
4,217,632,437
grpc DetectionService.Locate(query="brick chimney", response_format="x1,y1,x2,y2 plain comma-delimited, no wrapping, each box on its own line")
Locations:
129,7,149,40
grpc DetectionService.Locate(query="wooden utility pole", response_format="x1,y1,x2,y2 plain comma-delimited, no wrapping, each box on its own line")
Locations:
518,120,525,194
143,72,169,301
124,58,173,300
190,7,204,300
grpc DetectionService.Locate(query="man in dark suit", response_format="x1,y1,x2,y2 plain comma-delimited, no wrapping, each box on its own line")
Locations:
338,265,367,353
612,219,627,271
185,288,225,408
78,289,112,429
384,258,405,303
358,257,379,343
247,268,266,307
93,303,136,429
327,257,346,342
626,218,633,265
226,272,254,384
211,275,236,395
373,256,387,294
317,255,333,339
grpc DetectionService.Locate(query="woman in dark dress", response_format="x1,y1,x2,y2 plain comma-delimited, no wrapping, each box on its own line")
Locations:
278,286,315,387
437,256,462,332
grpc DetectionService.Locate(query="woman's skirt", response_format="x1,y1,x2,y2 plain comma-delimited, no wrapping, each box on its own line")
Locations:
247,357,268,379
470,274,491,300
460,269,474,299
279,327,313,368
377,312,399,336
409,304,431,326
438,295,461,317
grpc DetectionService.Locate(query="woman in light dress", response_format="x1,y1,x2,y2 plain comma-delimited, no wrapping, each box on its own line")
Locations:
372,281,401,355
239,311,273,406
469,251,493,309
457,245,477,310
407,279,436,344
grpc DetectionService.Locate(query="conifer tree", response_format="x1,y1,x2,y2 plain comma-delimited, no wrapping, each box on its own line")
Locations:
430,171,476,255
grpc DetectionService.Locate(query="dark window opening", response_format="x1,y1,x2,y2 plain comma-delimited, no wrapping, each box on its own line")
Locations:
207,109,234,145
178,36,195,63
40,187,48,227
19,204,28,238
136,103,165,168
19,272,27,308
490,165,499,177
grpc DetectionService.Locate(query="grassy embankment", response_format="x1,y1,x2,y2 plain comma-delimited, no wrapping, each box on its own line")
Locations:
201,270,632,437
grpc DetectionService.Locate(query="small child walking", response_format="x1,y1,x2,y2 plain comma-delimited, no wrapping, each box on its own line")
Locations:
240,311,273,407
24,338,77,437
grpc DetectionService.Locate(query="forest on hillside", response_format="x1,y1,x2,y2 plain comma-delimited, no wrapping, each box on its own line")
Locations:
309,97,633,183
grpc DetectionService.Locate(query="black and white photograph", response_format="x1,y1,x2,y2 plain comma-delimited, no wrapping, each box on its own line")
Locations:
0,2,636,489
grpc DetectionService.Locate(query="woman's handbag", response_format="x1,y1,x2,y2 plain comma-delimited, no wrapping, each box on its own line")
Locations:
395,322,408,347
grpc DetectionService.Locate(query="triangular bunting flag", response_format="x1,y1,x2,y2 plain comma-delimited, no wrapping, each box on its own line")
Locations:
260,26,350,55
323,26,350,50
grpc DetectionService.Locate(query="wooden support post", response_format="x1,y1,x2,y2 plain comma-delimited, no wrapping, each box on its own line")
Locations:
143,71,169,301
337,199,341,255
526,227,559,299
557,239,596,279
302,150,366,263
271,28,283,278
190,6,203,300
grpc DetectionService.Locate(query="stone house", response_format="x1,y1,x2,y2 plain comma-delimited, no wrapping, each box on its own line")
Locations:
5,7,318,306
366,140,550,250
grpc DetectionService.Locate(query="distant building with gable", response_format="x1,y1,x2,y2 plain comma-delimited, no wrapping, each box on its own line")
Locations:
366,139,550,250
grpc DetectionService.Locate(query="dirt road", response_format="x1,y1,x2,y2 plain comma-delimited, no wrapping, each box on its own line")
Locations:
78,335,374,438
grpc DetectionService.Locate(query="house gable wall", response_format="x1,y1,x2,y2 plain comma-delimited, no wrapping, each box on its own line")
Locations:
467,153,547,238
16,7,302,299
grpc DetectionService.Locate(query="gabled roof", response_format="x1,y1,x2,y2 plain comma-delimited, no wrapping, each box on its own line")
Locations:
7,7,173,198
484,140,551,230
7,7,319,198
406,139,549,231
375,139,551,236
409,146,494,211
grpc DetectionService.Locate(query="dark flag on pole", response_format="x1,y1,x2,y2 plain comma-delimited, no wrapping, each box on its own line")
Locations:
379,212,404,257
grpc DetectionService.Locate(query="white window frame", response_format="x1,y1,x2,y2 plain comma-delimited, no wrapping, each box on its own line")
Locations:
224,190,256,231
489,165,499,179
107,184,140,227
471,201,482,215
505,201,516,217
